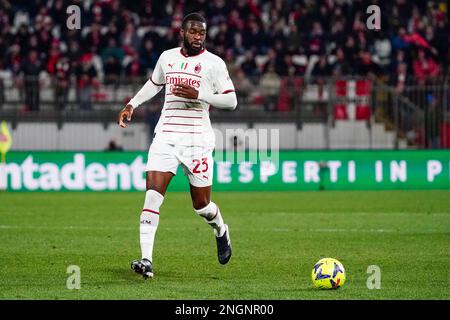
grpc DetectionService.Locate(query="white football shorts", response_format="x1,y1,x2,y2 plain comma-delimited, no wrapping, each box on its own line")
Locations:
146,140,214,187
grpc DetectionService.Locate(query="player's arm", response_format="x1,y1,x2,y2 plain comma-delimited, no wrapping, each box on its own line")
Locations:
199,58,237,110
173,84,237,110
118,56,165,128
197,88,237,110
117,79,164,128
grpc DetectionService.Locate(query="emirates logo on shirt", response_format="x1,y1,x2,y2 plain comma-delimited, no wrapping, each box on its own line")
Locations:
194,63,202,74
165,75,201,88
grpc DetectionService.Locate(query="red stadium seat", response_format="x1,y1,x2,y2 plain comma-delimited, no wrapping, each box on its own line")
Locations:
252,94,265,105
355,105,371,120
276,91,291,112
335,80,347,97
276,77,292,112
92,91,108,101
356,79,371,96
441,123,450,148
333,104,348,120
355,80,371,120
293,77,303,89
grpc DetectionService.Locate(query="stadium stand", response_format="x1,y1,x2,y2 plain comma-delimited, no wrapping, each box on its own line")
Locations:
0,0,448,149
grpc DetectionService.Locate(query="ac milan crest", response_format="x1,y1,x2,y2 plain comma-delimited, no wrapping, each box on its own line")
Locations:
194,63,202,74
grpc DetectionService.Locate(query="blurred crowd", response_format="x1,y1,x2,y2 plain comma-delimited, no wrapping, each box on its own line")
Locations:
0,0,448,112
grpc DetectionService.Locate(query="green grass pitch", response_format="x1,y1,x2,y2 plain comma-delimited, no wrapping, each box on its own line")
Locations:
0,190,449,299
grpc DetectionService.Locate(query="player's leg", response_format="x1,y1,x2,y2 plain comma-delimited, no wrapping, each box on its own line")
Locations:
132,171,174,279
132,142,179,279
190,184,232,264
141,171,173,258
179,145,231,264
190,184,224,236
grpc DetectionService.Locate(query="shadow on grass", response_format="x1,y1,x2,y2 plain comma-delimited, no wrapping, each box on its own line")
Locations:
103,266,224,284
105,267,149,283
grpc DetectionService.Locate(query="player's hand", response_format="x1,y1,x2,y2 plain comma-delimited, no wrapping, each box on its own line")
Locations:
172,83,199,99
118,104,134,128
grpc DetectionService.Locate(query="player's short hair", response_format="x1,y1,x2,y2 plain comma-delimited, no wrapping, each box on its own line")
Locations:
182,13,206,30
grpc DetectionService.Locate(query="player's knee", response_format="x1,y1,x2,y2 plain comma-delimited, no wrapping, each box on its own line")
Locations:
192,198,210,211
145,181,165,195
194,201,217,220
143,189,164,212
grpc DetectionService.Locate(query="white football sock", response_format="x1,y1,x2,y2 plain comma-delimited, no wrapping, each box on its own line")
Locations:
195,202,226,237
140,189,164,262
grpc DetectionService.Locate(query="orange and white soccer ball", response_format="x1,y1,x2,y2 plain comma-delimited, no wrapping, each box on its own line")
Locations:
311,258,346,289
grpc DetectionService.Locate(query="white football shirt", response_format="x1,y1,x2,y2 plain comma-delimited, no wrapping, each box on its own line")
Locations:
149,47,235,147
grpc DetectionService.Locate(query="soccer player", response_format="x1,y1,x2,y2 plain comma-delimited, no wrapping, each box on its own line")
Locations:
117,13,236,279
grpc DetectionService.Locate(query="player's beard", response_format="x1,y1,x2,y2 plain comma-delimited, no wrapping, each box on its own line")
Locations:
183,36,203,56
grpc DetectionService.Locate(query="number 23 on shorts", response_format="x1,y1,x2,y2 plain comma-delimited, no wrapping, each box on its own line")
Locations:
192,157,209,174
